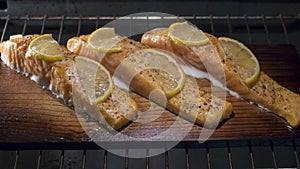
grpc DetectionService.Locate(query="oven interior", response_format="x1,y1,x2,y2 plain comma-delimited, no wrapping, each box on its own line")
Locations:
0,0,300,168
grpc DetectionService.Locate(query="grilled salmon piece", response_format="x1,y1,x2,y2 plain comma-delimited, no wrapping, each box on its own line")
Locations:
141,28,300,128
50,54,138,130
142,28,249,95
0,34,55,86
67,35,233,128
49,49,76,103
247,72,300,127
0,34,138,130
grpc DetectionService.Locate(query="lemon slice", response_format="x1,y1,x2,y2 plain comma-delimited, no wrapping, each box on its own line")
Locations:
218,37,260,86
88,27,123,52
74,56,114,105
168,22,209,46
29,34,63,61
128,49,185,98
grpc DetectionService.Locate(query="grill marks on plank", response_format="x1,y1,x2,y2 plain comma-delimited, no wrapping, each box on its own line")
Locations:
1,44,300,141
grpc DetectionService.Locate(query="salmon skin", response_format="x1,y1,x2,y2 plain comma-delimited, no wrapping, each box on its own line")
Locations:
0,34,138,130
141,28,300,128
67,35,233,128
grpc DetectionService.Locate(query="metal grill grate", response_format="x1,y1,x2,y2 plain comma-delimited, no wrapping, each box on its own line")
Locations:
0,14,299,51
1,140,300,168
0,14,300,169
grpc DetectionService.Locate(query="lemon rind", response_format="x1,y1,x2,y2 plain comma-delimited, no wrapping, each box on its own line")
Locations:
168,22,210,46
29,34,64,61
143,48,186,99
87,27,123,53
75,56,115,105
218,36,261,86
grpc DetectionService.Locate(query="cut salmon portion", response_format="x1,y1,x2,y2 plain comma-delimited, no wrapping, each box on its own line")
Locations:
0,34,55,86
0,34,138,130
50,55,138,130
141,28,300,128
67,35,233,128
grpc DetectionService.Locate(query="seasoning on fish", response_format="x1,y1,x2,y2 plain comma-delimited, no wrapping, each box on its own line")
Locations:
141,26,300,128
67,29,233,128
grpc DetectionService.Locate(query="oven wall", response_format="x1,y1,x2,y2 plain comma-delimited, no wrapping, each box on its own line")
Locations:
2,0,300,16
1,0,299,53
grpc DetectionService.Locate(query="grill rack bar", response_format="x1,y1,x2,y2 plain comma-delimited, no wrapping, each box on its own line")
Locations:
209,14,214,35
21,15,28,36
226,15,233,38
2,139,300,169
1,14,299,53
280,14,290,44
270,140,278,168
40,15,46,35
0,15,298,20
294,139,300,168
0,15,9,42
57,15,64,44
261,14,271,45
0,14,300,168
77,15,82,37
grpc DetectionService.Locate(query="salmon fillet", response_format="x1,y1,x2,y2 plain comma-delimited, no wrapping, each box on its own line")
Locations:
141,28,300,128
142,28,249,94
67,35,233,128
0,34,138,130
50,55,138,130
0,34,54,86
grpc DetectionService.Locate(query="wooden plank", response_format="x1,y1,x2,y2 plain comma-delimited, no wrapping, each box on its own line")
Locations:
0,44,300,143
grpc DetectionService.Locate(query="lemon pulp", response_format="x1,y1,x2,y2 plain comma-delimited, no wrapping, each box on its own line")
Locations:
88,27,123,53
127,49,186,98
29,34,64,61
218,37,260,86
168,22,209,46
74,56,114,105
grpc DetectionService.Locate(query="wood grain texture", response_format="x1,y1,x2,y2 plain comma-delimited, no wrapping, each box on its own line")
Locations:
0,45,300,143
